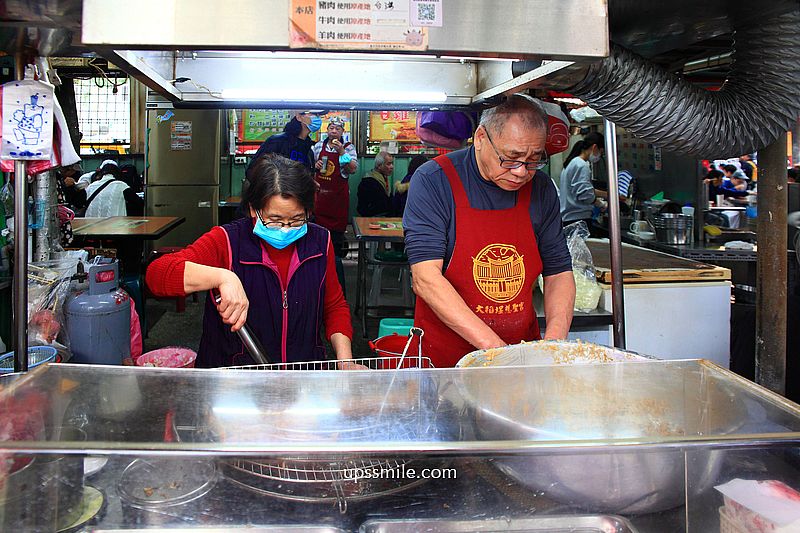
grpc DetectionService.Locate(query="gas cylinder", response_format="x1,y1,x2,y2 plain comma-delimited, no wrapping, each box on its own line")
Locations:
64,260,130,364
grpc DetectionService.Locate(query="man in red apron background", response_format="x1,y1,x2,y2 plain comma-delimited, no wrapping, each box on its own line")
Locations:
313,115,358,292
403,94,576,367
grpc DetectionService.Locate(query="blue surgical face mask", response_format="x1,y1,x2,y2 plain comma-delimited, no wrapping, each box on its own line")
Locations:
253,216,308,249
307,115,322,133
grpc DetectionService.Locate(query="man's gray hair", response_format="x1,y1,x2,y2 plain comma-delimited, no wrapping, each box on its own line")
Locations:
375,150,392,167
479,93,548,136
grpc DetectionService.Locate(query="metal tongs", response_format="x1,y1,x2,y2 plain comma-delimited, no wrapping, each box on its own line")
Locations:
213,293,271,365
377,327,425,418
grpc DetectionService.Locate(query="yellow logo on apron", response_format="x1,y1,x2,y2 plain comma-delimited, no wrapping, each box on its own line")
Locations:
472,244,525,303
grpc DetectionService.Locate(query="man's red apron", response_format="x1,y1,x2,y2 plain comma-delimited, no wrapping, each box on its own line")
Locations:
415,155,543,367
315,141,352,232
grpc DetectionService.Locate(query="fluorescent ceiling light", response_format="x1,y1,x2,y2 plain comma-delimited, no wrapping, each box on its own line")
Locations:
553,97,586,105
220,88,448,104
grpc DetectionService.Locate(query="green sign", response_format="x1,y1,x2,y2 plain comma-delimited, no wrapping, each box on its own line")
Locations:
241,110,296,142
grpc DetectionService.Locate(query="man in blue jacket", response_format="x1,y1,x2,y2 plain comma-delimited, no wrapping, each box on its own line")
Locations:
247,110,325,172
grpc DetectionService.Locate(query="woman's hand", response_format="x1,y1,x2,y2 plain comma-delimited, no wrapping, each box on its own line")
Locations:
337,360,370,370
216,271,249,332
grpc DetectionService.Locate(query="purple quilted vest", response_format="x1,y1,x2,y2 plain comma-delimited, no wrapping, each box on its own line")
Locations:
196,218,329,368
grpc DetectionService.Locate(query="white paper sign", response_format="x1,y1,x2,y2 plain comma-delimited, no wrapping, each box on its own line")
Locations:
410,0,442,27
1,80,55,160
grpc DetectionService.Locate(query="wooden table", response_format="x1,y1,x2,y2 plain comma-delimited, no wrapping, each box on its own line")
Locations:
72,216,185,239
351,217,408,337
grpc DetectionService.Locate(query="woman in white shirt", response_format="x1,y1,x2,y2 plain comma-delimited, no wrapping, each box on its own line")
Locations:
559,132,607,232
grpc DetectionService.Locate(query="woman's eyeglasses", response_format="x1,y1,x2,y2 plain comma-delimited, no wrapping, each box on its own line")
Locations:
484,129,548,171
257,211,307,229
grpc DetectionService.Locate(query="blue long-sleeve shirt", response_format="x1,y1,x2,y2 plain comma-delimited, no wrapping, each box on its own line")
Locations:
559,156,595,223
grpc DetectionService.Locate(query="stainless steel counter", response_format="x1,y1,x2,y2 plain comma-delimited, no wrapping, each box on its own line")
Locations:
2,362,800,532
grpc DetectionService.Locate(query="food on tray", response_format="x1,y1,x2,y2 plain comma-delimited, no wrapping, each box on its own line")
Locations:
716,479,800,533
142,487,156,497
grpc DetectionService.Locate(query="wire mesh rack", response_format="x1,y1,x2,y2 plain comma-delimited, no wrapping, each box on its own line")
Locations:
227,355,434,371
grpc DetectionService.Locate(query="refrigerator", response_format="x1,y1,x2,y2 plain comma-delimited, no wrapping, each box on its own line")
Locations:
145,109,222,249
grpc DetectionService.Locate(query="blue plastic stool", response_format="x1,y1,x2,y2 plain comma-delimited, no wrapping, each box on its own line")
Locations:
378,318,414,338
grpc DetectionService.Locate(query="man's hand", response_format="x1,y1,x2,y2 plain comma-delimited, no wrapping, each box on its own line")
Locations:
315,159,324,171
331,139,345,155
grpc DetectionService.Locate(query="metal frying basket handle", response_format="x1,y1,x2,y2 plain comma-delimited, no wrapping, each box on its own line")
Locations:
397,327,424,370
213,292,271,365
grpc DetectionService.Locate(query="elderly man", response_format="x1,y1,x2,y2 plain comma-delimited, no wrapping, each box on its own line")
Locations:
313,116,358,252
357,151,394,216
403,94,575,367
247,110,324,171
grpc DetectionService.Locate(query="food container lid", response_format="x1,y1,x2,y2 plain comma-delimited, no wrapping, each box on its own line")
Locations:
117,458,216,508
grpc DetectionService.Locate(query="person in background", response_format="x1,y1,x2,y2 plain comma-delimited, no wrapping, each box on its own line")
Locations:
146,154,354,368
58,163,87,211
247,110,323,172
403,94,575,367
789,168,798,184
559,132,608,235
392,154,428,216
312,116,358,293
84,161,144,217
704,169,748,199
739,154,758,182
721,165,749,192
357,151,394,216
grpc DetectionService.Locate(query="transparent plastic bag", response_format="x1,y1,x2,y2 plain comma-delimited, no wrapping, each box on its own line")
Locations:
27,258,80,350
564,221,602,312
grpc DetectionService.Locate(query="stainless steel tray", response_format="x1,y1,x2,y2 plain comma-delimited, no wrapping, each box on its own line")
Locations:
359,515,639,532
95,528,349,532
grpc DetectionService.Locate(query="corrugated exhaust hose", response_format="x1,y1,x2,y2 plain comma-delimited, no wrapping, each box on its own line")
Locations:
567,9,800,157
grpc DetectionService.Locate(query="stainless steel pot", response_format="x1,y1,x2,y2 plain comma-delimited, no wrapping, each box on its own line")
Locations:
458,356,745,514
652,213,693,244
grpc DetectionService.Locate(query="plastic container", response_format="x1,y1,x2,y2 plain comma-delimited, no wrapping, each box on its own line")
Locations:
378,318,414,338
136,347,197,368
369,333,420,359
0,346,57,373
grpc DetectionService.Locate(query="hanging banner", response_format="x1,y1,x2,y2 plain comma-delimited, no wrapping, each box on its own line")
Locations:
240,109,296,143
290,0,429,51
368,111,418,142
1,80,55,161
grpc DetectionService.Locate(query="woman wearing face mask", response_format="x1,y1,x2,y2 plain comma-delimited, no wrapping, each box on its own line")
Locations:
559,132,608,232
146,154,353,368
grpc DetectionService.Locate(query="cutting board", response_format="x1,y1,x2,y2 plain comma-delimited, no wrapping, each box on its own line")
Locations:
587,241,731,284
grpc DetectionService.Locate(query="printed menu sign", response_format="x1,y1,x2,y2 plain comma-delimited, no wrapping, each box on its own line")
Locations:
241,110,296,142
290,0,429,50
170,121,192,151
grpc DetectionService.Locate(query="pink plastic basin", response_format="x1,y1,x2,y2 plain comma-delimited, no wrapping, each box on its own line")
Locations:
136,347,197,368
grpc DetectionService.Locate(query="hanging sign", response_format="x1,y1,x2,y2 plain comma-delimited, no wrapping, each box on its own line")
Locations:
1,80,55,161
290,0,429,51
368,111,418,142
240,110,295,142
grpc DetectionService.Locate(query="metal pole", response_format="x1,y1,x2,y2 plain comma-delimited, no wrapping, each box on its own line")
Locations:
603,119,626,349
12,49,29,372
755,133,788,394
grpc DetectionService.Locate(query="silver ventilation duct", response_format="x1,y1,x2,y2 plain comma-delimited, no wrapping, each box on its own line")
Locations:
568,9,800,157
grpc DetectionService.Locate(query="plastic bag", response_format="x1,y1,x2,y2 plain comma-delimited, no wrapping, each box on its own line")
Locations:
564,221,602,312
27,258,80,349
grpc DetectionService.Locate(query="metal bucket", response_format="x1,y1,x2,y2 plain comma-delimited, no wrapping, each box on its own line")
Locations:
652,213,693,244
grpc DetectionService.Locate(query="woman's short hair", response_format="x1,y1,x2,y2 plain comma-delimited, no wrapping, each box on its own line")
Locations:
243,153,316,214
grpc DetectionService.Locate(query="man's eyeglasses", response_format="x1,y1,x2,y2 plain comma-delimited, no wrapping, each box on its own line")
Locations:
484,128,548,171
257,211,307,229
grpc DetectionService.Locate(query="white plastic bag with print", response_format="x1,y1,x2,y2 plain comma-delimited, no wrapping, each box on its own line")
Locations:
1,77,55,161
564,221,602,312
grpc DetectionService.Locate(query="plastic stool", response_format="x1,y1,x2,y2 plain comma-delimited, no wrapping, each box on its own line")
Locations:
367,260,414,309
378,318,414,338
